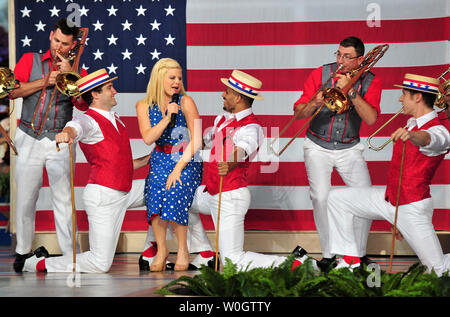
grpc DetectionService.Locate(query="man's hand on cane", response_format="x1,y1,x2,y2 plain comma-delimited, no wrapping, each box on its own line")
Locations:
55,131,74,145
218,147,246,176
55,127,77,151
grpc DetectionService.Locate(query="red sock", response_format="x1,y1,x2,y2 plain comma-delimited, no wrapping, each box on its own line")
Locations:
36,259,46,272
143,242,158,257
343,256,361,265
291,259,302,271
200,251,216,258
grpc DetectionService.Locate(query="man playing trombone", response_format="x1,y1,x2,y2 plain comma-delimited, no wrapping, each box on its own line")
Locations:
293,36,382,270
9,18,88,271
326,74,450,275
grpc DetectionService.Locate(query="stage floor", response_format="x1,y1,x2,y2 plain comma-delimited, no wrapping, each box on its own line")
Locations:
0,247,421,298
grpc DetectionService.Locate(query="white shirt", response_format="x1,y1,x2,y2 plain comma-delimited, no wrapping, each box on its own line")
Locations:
406,110,450,156
65,107,123,144
204,108,265,158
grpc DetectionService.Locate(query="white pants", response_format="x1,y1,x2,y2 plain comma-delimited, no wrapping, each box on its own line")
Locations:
45,180,146,273
14,128,79,256
328,186,450,276
189,185,287,271
303,138,372,258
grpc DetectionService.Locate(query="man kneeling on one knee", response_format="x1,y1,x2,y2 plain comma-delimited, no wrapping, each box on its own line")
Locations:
16,69,151,273
327,74,450,275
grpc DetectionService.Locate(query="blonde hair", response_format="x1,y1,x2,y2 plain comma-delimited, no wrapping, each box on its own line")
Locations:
142,58,187,109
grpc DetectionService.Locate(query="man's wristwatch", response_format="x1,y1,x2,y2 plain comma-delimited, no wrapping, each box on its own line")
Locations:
348,89,357,99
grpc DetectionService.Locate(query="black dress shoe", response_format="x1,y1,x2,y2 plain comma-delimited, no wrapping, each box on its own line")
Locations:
316,256,337,272
139,255,150,271
207,255,220,271
166,255,220,271
360,255,376,266
292,245,308,258
33,246,50,258
13,246,50,273
13,252,33,273
165,262,199,271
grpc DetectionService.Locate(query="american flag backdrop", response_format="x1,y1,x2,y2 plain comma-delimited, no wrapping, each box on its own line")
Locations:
11,0,450,235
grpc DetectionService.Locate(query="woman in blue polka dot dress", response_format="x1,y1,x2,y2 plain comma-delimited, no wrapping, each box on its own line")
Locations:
136,58,203,271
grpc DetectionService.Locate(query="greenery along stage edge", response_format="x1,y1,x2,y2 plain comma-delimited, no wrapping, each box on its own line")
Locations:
155,255,450,297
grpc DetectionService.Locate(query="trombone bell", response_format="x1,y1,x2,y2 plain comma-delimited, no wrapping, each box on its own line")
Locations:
434,79,450,109
0,67,18,99
56,71,82,96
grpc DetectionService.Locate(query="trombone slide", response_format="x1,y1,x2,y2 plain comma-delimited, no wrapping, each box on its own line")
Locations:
367,108,404,151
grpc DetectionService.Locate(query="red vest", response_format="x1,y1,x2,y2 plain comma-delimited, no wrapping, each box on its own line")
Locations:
205,113,260,195
385,117,448,206
79,109,133,192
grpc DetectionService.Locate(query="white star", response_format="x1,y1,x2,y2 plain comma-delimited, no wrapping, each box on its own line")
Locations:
136,34,147,46
150,48,161,60
121,49,133,60
107,5,118,16
20,6,32,18
35,20,46,32
150,19,161,31
107,34,118,46
136,5,147,16
92,20,104,31
81,63,89,71
93,49,104,60
122,20,132,31
36,0,45,2
164,34,176,45
49,6,60,17
65,0,74,2
136,63,147,75
107,63,118,74
165,5,175,16
21,35,32,47
79,5,89,17
106,63,119,74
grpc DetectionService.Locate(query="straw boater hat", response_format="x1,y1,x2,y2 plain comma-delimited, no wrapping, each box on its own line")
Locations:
221,70,264,100
75,68,118,96
394,73,440,95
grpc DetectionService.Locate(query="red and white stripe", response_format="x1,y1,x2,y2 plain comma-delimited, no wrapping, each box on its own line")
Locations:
19,0,450,233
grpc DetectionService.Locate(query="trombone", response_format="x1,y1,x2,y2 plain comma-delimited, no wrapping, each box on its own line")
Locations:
0,67,20,99
30,28,88,136
270,44,389,157
269,65,343,157
367,108,405,151
322,44,389,114
55,28,89,97
368,66,450,152
434,67,450,109
0,67,20,155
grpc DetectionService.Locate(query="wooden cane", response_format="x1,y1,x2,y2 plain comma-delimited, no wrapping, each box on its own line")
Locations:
215,175,223,272
69,144,77,276
215,137,228,272
388,141,406,273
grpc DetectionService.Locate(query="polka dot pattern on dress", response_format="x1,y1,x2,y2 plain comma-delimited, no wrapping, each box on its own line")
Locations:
144,97,203,226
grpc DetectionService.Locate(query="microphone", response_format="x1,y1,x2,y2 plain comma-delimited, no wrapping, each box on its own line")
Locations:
168,93,180,129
